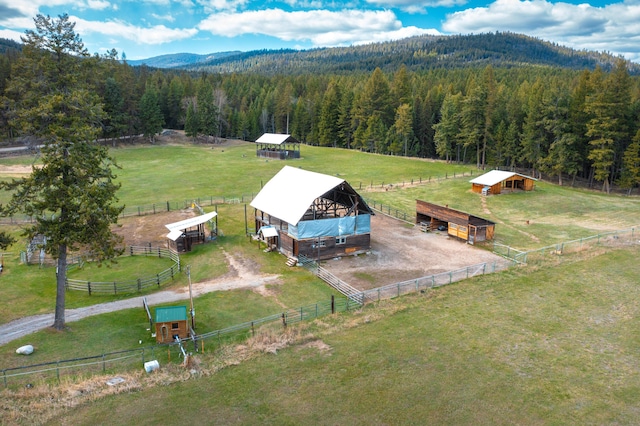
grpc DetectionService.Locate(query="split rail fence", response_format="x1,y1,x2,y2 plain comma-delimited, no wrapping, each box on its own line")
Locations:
65,246,181,295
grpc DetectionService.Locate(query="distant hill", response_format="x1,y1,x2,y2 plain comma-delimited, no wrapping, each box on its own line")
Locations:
173,32,639,75
126,51,241,68
0,38,21,55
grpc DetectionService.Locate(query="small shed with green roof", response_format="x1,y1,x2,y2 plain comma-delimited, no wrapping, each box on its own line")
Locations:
154,306,189,343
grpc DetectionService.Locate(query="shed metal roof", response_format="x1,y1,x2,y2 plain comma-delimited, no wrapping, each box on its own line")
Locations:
165,211,217,232
250,166,347,225
255,133,298,145
469,170,536,186
155,306,187,323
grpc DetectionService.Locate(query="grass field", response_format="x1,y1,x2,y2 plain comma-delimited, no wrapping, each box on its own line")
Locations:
1,139,640,424
13,245,639,425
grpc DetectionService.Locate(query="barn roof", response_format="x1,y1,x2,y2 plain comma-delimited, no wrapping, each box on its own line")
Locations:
250,166,371,225
469,170,536,186
255,133,298,145
155,306,187,322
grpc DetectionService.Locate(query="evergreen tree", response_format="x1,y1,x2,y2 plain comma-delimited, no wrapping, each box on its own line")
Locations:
585,62,631,193
184,99,198,139
434,92,462,162
0,14,124,330
138,84,164,143
618,129,640,194
318,80,341,147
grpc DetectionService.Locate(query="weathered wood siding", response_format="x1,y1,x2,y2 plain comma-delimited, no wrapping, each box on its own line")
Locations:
295,234,370,260
155,320,189,343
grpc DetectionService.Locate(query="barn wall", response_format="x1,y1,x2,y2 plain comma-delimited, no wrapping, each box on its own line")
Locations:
295,233,370,260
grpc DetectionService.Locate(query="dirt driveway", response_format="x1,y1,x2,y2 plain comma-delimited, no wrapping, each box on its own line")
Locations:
319,213,504,290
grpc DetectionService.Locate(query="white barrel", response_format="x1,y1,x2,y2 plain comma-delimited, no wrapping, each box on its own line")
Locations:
144,360,160,373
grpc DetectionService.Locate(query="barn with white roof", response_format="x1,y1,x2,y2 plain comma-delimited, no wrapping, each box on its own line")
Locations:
255,133,300,159
469,170,536,195
250,166,373,261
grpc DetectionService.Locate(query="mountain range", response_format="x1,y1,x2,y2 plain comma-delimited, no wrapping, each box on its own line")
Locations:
126,32,640,75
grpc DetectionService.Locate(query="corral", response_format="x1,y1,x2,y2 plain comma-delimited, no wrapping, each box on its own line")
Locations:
301,213,503,290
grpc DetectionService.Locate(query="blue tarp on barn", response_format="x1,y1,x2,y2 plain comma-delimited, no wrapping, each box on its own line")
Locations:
288,214,371,239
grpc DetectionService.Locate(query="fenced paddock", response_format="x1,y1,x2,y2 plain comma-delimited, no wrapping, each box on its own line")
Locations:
493,226,640,264
65,246,180,295
1,296,360,389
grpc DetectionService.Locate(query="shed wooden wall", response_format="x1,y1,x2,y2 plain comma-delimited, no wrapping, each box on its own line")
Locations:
155,320,189,343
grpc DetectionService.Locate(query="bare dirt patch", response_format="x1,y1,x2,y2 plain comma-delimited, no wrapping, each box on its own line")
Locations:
0,164,34,175
113,209,196,247
320,214,504,290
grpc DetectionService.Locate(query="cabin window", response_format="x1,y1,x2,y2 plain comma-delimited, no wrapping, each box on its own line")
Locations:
336,237,346,245
171,322,179,330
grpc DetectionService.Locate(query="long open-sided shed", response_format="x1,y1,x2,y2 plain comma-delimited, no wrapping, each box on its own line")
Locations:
251,166,374,261
416,200,495,244
154,305,189,343
165,211,217,252
470,170,536,195
255,133,301,159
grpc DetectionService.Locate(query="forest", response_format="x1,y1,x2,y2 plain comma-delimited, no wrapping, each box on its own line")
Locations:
1,29,639,194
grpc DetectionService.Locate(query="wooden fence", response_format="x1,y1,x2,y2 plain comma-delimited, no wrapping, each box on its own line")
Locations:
65,246,181,295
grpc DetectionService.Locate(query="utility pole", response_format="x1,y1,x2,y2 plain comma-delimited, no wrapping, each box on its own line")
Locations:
187,265,195,330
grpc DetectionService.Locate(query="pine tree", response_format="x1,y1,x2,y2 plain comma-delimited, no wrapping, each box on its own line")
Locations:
139,84,164,143
0,14,124,330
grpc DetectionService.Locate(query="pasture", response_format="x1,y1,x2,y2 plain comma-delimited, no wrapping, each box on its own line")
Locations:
1,137,640,424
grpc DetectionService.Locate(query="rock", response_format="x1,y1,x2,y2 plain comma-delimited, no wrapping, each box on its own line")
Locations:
16,344,34,355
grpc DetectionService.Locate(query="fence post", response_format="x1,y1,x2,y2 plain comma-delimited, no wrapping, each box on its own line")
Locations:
282,313,286,328
114,282,117,295
331,295,335,314
167,201,170,212
102,354,106,372
88,282,91,296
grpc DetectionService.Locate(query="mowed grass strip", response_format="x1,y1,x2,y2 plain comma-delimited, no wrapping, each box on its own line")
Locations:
35,246,640,425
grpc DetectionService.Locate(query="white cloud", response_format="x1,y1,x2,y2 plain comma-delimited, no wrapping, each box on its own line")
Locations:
442,0,640,62
195,0,250,12
86,0,112,10
198,8,439,46
365,0,468,13
0,28,24,42
72,16,198,44
151,13,176,22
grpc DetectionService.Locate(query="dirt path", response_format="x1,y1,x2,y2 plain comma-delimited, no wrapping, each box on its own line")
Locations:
0,250,281,346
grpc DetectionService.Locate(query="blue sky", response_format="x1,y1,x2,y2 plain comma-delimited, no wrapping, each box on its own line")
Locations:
0,0,638,62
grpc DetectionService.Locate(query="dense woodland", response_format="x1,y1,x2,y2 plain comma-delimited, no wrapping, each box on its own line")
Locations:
1,31,640,193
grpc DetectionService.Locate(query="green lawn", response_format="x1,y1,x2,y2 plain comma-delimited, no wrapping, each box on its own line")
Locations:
37,245,640,425
1,142,640,424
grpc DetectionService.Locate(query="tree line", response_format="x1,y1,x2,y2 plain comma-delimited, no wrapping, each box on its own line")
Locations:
1,27,639,193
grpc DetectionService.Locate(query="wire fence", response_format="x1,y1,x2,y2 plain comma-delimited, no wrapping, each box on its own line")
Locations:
366,201,415,223
0,170,476,225
1,295,361,389
353,170,477,192
8,225,638,388
65,246,181,295
493,226,640,264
